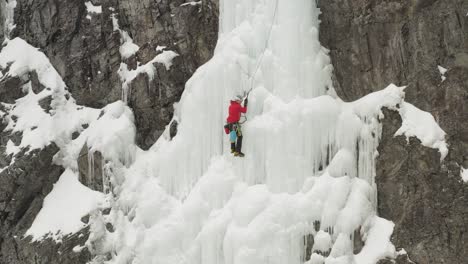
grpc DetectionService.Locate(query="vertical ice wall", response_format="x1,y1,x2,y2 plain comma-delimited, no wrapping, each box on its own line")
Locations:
97,1,410,264
146,0,335,197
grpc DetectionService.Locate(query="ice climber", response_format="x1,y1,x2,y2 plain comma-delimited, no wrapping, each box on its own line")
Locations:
224,95,248,157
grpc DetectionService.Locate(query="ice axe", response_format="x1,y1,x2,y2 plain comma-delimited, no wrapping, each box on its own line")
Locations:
242,88,253,101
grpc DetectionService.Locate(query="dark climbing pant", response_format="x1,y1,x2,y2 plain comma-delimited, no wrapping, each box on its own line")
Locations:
236,134,243,153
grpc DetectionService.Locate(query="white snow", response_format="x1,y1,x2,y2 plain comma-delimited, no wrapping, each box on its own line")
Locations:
396,102,448,160
61,101,136,169
355,216,396,264
119,31,140,59
0,37,136,241
25,169,105,242
111,12,178,102
0,38,93,153
397,248,407,256
118,50,179,102
111,14,140,59
461,167,468,183
0,38,66,90
85,1,102,14
5,139,19,156
156,45,167,51
437,65,447,81
181,1,202,7
313,231,332,252
154,50,179,70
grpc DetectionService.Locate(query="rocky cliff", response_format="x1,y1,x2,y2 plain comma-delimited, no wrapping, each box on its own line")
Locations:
0,0,467,263
12,0,217,149
0,0,217,263
319,0,468,263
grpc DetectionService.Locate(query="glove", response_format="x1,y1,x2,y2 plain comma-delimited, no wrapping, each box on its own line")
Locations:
244,98,248,107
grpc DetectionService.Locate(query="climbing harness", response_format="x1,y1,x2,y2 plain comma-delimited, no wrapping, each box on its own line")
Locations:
225,122,242,142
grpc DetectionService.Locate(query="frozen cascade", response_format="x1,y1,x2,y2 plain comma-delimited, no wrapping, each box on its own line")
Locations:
0,0,446,263
99,0,404,264
150,0,336,197
1,0,17,39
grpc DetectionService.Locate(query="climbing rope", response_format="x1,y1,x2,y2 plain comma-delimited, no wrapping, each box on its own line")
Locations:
237,0,280,125
239,0,280,98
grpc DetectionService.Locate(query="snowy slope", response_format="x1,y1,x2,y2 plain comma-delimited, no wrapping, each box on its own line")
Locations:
0,38,134,240
0,0,449,263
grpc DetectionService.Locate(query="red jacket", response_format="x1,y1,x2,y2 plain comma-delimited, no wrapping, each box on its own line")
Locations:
226,101,247,123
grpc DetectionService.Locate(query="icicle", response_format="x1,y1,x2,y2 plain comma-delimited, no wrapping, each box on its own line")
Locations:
2,0,17,39
87,149,95,186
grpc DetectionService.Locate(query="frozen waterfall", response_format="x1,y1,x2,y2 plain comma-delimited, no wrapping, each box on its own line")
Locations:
99,0,400,264
0,0,450,262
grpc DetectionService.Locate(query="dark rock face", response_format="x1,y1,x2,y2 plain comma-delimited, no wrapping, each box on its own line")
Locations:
13,0,122,108
319,0,468,262
0,1,4,41
78,143,104,192
12,0,218,149
120,0,219,148
377,109,468,264
0,144,91,264
1,0,219,263
0,76,27,104
319,0,468,105
2,229,91,264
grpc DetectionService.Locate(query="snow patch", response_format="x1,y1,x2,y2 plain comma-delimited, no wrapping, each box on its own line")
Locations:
181,1,202,7
0,38,66,91
85,1,102,14
437,65,447,82
0,37,136,242
461,167,468,183
154,50,179,70
355,216,396,264
5,139,19,156
25,169,105,242
111,14,140,59
119,31,140,60
118,50,179,102
396,102,448,160
156,45,167,51
62,101,136,169
0,38,98,153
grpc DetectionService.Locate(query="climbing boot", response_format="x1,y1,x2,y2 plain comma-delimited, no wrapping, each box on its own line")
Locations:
234,152,245,157
231,143,236,153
